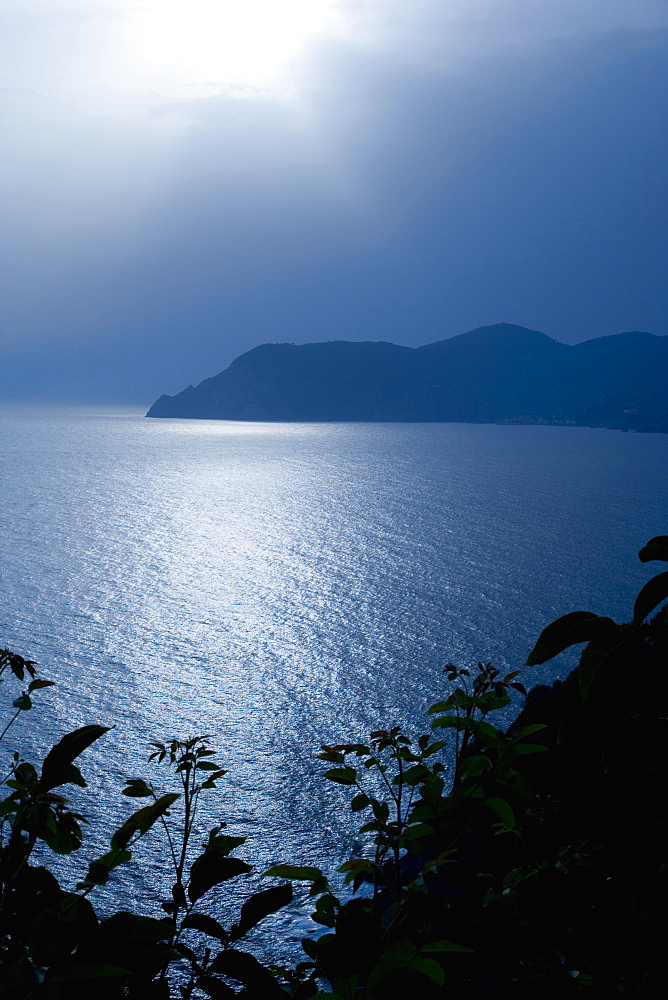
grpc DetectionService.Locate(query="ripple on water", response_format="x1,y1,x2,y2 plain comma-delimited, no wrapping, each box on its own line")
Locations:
2,408,666,959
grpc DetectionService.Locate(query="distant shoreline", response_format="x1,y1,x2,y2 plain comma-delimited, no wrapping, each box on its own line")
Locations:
145,414,668,434
146,325,668,433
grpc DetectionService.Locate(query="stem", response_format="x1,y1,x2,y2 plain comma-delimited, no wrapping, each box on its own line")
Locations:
159,810,179,876
187,778,202,856
176,767,191,888
453,704,462,789
394,752,404,899
395,752,404,828
375,757,399,806
0,706,24,745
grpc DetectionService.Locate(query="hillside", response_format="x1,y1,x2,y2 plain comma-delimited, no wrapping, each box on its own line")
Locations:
146,324,668,431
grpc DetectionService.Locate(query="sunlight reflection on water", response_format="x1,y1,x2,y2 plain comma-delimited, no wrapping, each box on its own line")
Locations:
2,407,667,960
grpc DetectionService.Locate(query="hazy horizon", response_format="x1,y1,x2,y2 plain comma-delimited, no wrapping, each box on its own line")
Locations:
3,323,665,409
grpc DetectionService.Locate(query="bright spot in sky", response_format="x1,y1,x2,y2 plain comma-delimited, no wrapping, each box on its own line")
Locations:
124,0,341,96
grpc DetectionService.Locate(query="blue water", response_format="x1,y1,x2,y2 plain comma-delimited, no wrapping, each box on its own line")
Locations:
1,407,666,957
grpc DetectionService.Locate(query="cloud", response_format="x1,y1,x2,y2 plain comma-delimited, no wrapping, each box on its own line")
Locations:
4,2,667,115
1,1,666,401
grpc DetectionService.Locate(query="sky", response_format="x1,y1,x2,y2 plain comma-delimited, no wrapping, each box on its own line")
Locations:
1,0,667,404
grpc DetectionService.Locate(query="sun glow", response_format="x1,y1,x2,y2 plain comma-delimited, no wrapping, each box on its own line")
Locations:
124,0,341,96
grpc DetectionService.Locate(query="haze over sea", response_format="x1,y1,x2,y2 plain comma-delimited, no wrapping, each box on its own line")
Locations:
2,406,667,948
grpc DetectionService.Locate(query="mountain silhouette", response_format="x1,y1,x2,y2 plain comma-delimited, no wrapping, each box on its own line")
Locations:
146,324,668,431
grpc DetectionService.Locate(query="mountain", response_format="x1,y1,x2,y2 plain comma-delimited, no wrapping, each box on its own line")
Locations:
146,324,668,431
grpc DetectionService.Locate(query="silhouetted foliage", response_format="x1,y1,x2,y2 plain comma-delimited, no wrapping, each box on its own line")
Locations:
1,536,667,997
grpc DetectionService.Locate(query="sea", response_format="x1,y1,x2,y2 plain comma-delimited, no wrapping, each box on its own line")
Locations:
1,406,667,960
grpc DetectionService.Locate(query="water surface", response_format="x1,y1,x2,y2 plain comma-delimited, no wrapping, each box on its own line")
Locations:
2,408,666,953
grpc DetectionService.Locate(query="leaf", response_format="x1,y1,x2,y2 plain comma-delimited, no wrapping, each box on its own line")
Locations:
122,779,153,798
330,742,369,754
188,855,252,903
430,715,465,730
5,658,23,681
97,910,174,938
401,765,430,786
301,937,319,960
366,939,418,988
407,958,445,986
422,940,473,953
317,750,345,763
427,700,453,714
638,536,668,563
263,865,323,882
40,726,110,791
231,884,293,939
486,797,516,830
339,858,373,873
60,763,87,787
469,720,503,745
525,612,619,666
633,571,668,623
323,767,357,785
578,636,628,699
402,823,434,841
47,964,131,982
310,875,329,895
111,794,179,850
350,793,371,812
81,849,132,887
175,941,201,968
28,679,55,692
181,913,228,942
204,833,246,856
371,800,389,821
95,912,176,956
208,949,284,994
512,723,547,738
459,755,491,780
196,976,237,999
